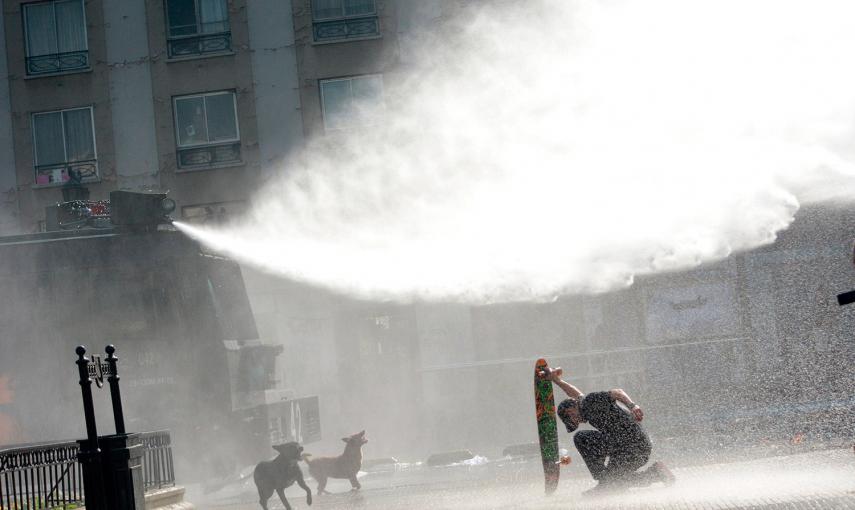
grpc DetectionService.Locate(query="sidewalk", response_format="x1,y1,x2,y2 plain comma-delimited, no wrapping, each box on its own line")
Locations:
202,447,855,509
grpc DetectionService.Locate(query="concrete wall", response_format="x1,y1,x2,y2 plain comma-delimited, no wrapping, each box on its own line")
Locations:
395,0,442,64
3,0,303,229
143,0,261,215
103,0,160,191
291,0,400,139
0,5,18,234
245,0,304,180
3,0,117,232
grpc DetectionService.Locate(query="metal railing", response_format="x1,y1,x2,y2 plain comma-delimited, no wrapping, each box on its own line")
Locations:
26,50,89,76
167,32,231,58
34,160,98,186
0,441,83,510
0,430,175,509
313,15,379,42
140,431,175,491
177,141,241,169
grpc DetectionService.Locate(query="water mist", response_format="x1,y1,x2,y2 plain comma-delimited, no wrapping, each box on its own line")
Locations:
178,0,855,303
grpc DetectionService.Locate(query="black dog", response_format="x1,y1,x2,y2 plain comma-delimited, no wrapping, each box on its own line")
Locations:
253,442,313,510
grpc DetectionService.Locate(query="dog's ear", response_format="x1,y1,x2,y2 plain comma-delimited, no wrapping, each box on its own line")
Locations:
358,430,365,437
342,437,349,443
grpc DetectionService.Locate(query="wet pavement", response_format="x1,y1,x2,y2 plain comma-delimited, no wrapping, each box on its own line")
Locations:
192,448,855,510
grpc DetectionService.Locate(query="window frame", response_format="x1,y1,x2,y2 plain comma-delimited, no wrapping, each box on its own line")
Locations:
163,0,232,59
22,0,90,77
311,0,377,21
311,0,380,43
319,74,385,132
30,105,99,185
172,90,241,149
172,90,242,170
164,0,231,40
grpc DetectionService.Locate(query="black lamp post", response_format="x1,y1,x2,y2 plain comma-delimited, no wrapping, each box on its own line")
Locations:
75,345,145,510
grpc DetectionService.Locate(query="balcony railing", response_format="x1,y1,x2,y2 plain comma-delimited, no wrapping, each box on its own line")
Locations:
26,50,89,76
168,32,232,59
0,430,174,510
177,141,241,169
313,15,379,42
35,159,98,186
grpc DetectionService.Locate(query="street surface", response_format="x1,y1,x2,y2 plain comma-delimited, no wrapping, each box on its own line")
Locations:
190,448,855,510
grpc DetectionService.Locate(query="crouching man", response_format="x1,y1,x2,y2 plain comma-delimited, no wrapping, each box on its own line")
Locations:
547,368,675,495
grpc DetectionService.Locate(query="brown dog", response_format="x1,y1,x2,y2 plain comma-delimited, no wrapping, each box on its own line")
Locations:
302,431,367,494
253,442,312,510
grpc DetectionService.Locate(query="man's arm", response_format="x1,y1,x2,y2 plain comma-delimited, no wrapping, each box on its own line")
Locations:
609,388,643,422
547,368,584,399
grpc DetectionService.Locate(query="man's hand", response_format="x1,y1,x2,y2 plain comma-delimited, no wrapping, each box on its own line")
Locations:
547,368,584,399
610,388,643,421
546,366,564,382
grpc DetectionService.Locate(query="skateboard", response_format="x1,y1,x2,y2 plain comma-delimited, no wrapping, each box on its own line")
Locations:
534,358,565,494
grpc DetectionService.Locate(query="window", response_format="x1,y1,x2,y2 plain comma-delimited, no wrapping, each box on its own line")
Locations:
173,91,241,169
320,75,384,131
23,0,88,76
32,107,97,185
311,0,379,42
237,345,282,392
165,0,231,58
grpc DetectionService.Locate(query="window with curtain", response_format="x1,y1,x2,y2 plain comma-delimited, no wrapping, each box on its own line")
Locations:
311,0,379,42
32,107,97,185
165,0,231,57
173,91,241,169
320,75,385,131
23,0,89,76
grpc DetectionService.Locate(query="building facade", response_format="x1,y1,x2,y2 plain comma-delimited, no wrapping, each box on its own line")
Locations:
0,0,305,233
0,0,440,229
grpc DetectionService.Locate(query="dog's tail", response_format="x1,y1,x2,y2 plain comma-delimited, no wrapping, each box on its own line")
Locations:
300,453,312,463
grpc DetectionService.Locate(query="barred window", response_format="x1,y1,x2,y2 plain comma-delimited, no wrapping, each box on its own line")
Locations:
165,0,231,58
23,0,89,76
320,75,384,131
173,91,241,169
311,0,379,42
32,106,98,185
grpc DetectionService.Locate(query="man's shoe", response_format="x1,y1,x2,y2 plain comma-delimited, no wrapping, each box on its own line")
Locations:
581,481,622,498
651,461,676,486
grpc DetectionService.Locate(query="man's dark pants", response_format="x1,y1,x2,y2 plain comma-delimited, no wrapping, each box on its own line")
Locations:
574,430,656,486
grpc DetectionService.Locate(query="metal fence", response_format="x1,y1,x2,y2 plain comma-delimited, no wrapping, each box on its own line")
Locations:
0,441,82,510
167,32,231,59
313,15,379,42
0,430,175,510
25,50,89,76
140,431,175,492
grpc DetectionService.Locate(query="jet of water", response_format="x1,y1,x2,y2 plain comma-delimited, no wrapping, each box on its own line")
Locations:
178,0,855,303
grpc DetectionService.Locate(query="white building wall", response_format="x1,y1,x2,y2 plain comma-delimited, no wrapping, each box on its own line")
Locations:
246,0,305,178
103,0,160,190
0,6,19,234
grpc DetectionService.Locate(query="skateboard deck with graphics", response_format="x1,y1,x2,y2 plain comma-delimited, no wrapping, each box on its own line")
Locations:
534,358,561,494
